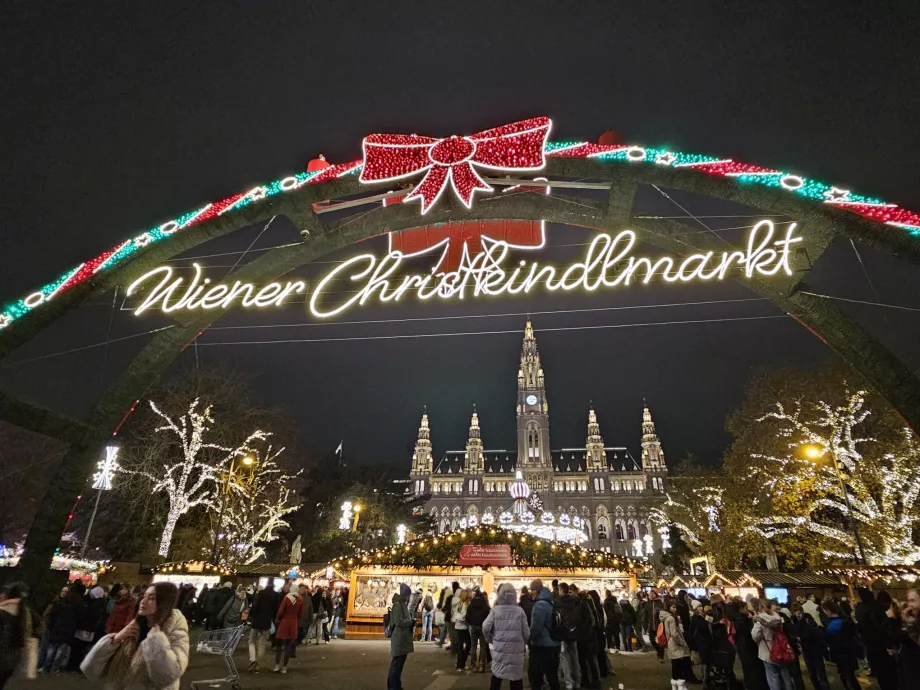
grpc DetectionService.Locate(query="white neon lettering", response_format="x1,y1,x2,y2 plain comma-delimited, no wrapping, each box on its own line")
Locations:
127,263,306,316
307,220,801,319
128,220,801,320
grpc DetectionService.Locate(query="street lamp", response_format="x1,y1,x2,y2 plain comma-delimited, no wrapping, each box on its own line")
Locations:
352,504,362,531
800,443,867,564
210,455,257,563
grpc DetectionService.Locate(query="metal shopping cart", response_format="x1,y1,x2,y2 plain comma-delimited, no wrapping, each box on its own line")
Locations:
190,625,247,690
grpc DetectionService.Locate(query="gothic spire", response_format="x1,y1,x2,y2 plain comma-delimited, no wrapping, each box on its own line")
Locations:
519,319,544,389
641,401,666,470
465,404,484,474
586,403,605,471
411,407,433,478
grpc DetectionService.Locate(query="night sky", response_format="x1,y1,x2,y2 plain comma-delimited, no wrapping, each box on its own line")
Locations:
2,3,919,468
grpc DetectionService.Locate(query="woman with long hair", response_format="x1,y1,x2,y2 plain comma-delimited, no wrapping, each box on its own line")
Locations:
453,589,471,672
81,582,189,690
0,582,38,688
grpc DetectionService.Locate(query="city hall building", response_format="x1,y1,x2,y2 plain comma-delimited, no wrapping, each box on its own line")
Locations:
409,320,669,555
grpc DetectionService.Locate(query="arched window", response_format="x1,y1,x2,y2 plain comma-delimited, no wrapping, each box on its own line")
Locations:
527,423,540,460
614,521,625,541
640,521,648,537
627,521,637,540
598,518,609,541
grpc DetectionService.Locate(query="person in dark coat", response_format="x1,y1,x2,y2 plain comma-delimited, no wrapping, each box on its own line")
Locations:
519,586,534,626
194,585,210,627
822,600,860,690
855,588,898,690
689,601,713,669
41,585,78,672
387,584,415,690
676,591,693,646
603,590,621,650
791,603,829,690
246,582,279,672
572,586,600,689
466,589,492,672
619,596,637,652
206,582,233,631
733,601,768,690
0,582,37,687
883,588,920,690
588,590,609,679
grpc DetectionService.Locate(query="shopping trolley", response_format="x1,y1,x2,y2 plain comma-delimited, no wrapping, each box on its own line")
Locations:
190,625,247,690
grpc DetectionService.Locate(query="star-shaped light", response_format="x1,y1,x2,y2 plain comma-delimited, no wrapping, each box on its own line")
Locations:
0,314,11,329
250,186,268,201
656,152,677,166
823,187,851,202
134,232,152,248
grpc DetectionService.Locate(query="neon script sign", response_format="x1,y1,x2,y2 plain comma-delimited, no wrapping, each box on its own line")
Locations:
126,220,802,318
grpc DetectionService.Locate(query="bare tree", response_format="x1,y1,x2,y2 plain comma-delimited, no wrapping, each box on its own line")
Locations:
121,398,269,558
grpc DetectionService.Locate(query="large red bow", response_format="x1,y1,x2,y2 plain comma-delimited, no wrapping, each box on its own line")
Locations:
360,117,552,214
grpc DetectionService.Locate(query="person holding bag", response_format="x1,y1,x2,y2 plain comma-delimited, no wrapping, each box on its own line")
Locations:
81,582,189,690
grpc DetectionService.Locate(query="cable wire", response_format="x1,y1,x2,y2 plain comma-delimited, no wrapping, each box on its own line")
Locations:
799,291,920,313
1,325,176,367
197,314,787,347
207,297,770,331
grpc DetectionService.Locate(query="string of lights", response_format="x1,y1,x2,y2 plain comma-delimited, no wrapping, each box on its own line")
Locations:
3,119,918,333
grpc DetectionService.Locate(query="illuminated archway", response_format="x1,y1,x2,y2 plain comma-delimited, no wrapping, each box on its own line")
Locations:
3,117,920,583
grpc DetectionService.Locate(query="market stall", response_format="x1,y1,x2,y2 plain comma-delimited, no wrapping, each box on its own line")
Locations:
151,560,233,588
330,526,647,639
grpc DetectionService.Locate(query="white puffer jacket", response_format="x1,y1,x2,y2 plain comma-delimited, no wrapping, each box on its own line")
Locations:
81,609,189,690
483,584,530,681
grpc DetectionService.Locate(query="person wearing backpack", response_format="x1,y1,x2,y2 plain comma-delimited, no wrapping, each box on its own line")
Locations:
660,598,692,690
751,600,795,690
420,589,435,643
555,584,581,690
528,583,561,690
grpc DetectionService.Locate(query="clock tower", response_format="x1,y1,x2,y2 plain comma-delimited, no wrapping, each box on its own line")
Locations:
517,320,552,490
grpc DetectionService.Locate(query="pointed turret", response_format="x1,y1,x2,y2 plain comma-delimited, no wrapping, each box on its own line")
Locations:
586,403,606,471
640,401,666,470
411,407,433,476
519,319,543,389
465,404,484,474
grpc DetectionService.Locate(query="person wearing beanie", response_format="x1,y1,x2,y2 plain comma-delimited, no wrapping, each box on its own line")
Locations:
387,584,415,690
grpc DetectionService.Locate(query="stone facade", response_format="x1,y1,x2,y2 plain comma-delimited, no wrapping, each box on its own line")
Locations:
409,320,668,556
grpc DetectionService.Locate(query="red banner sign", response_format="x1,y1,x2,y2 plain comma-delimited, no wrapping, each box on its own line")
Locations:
458,544,513,567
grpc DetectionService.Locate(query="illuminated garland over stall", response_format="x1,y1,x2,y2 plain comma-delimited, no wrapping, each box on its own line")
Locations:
4,116,920,331
151,559,233,576
329,526,649,573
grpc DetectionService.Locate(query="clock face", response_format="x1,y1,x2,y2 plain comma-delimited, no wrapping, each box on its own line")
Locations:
526,394,538,405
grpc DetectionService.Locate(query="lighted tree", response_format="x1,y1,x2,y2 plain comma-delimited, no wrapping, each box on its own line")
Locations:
122,398,269,558
744,390,920,564
214,445,302,565
648,459,766,569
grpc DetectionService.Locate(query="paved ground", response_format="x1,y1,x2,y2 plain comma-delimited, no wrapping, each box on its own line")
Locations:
9,637,870,690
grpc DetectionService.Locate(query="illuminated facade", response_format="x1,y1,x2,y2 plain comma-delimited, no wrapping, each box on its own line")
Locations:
410,320,669,555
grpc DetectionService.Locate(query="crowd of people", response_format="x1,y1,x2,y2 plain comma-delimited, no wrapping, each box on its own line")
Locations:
0,577,347,688
3,576,920,689
383,580,920,690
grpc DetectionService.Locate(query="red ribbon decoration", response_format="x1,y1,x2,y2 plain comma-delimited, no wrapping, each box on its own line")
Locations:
360,117,552,214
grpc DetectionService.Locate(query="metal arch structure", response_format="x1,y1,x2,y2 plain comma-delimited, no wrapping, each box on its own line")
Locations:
4,136,920,584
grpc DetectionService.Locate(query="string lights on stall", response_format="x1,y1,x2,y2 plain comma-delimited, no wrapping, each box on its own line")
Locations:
325,526,650,573
3,116,920,333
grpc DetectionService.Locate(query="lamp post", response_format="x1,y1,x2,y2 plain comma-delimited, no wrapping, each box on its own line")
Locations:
352,504,362,531
81,446,119,558
802,443,867,564
210,455,255,563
